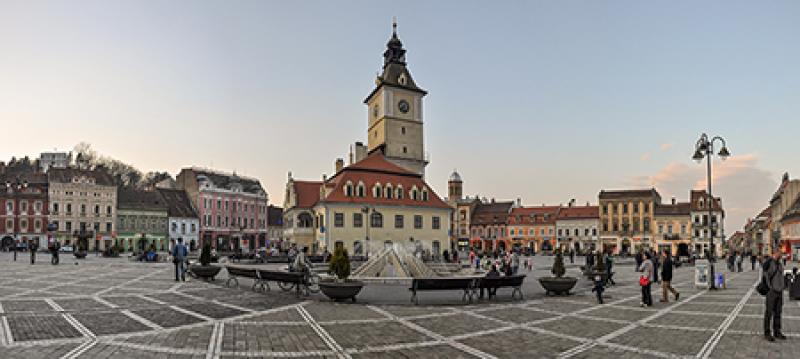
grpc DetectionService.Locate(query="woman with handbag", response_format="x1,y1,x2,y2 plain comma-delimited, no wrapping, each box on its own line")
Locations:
639,251,654,307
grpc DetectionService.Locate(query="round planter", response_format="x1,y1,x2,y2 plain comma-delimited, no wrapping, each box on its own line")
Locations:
538,277,578,296
319,280,364,302
191,265,221,281
73,252,87,259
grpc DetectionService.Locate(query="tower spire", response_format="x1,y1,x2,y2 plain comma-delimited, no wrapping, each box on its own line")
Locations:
392,16,397,37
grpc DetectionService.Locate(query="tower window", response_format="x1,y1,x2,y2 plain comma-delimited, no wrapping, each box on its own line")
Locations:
403,146,407,154
374,131,377,138
401,127,406,135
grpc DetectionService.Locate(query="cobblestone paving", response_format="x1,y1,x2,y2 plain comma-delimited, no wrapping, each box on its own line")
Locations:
0,253,798,358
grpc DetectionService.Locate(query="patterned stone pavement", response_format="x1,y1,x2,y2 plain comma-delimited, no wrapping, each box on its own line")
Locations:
0,252,797,358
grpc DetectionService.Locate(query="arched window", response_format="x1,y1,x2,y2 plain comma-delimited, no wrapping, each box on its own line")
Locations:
344,181,354,197
385,184,393,199
373,183,382,198
422,188,429,201
396,185,404,199
356,182,365,197
411,186,419,201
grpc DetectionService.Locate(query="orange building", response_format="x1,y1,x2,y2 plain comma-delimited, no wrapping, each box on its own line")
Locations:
507,206,560,253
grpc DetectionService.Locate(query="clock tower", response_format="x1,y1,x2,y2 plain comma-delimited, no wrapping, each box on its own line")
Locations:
364,20,428,177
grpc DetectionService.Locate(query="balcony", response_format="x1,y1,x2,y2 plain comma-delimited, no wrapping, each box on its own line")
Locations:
284,227,315,237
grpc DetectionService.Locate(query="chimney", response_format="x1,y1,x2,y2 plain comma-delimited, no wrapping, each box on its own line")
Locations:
349,145,354,165
354,142,367,163
335,158,344,173
569,199,575,207
671,197,676,205
516,198,521,207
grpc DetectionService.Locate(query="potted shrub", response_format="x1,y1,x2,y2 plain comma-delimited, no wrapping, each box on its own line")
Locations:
190,242,221,281
319,247,364,302
538,250,578,296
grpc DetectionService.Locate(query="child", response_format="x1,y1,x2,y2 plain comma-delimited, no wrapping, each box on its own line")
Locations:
591,274,605,304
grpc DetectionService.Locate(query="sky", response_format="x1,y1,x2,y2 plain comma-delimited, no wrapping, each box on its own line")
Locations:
1,1,798,233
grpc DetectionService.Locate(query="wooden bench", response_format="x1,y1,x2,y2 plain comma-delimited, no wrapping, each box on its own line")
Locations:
224,266,260,291
409,277,476,305
475,275,526,300
257,269,307,297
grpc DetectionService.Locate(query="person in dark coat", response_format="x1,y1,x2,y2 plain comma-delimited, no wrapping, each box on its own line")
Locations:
652,250,660,283
635,251,643,271
605,252,616,286
592,274,605,304
660,250,679,302
751,252,758,271
763,250,786,342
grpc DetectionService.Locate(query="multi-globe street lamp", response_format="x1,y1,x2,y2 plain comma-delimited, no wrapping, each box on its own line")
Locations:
692,133,730,290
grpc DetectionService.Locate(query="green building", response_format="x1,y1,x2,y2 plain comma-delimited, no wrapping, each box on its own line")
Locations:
116,189,168,253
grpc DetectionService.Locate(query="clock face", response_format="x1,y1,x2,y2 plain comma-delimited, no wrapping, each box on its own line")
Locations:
398,100,410,114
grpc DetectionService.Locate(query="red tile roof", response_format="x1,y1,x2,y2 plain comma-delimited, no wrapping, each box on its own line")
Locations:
292,181,322,208
292,152,450,210
508,206,560,225
689,190,723,211
557,206,599,220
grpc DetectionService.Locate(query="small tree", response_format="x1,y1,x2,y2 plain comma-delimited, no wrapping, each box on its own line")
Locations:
200,242,212,266
328,247,351,281
551,250,566,278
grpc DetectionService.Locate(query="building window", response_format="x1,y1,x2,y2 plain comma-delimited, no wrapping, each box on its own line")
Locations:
395,215,404,228
370,212,383,228
35,201,42,213
373,185,383,198
414,215,423,229
403,146,407,154
357,183,365,197
668,224,673,234
106,222,112,232
172,222,178,232
622,204,628,214
80,204,86,214
94,205,100,214
385,184,393,199
401,127,406,135
66,203,72,214
20,201,28,213
432,216,441,230
658,224,664,234
396,186,404,199
681,224,686,234
6,219,13,231
334,213,344,228
603,223,609,232
53,203,59,213
422,189,429,201
106,206,112,214
353,213,363,228
191,223,196,233
592,228,597,236
66,221,72,232
411,188,418,201
6,201,13,213
345,182,353,197
643,204,649,213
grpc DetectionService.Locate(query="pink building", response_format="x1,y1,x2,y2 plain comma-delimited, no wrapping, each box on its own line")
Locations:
176,168,268,252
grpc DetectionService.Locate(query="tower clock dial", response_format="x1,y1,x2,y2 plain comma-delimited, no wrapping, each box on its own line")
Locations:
398,100,410,113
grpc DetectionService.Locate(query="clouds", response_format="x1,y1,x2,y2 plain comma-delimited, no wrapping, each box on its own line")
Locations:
660,143,674,151
630,154,777,232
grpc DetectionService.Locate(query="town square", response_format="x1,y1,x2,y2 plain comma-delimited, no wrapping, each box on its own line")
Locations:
1,1,800,358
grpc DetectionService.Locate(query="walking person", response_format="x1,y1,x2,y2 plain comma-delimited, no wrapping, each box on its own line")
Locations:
763,250,787,342
50,240,60,265
511,250,520,275
736,252,743,272
660,250,680,302
751,252,757,271
652,250,660,283
30,241,38,264
605,251,616,286
592,274,605,304
172,238,188,282
639,252,654,307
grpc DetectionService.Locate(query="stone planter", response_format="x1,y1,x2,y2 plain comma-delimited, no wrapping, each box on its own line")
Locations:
319,280,364,302
191,264,221,281
538,277,578,296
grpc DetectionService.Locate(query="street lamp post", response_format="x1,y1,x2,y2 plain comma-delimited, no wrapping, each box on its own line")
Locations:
693,133,730,290
361,206,380,259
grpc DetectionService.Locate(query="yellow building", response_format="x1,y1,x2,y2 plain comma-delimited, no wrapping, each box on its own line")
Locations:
284,153,451,256
598,189,660,255
653,199,692,257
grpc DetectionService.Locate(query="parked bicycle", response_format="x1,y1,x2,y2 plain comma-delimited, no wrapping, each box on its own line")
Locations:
279,265,320,294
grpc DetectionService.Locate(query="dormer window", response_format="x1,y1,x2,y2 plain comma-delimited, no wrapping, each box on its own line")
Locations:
396,185,404,199
344,181,354,197
398,73,407,85
411,186,419,201
356,182,365,197
373,183,383,198
385,184,393,199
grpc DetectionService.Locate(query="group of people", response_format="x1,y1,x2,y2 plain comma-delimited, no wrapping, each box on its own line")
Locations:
469,249,523,276
637,250,680,307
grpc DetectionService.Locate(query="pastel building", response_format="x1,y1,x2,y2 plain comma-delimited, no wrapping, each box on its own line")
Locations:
176,168,268,252
47,168,117,251
556,203,599,253
1,172,49,250
158,188,200,251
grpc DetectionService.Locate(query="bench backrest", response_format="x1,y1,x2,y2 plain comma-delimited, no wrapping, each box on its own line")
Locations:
258,270,305,283
226,266,258,278
478,274,526,287
413,277,475,290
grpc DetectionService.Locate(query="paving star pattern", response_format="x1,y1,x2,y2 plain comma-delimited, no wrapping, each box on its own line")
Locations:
0,253,797,358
